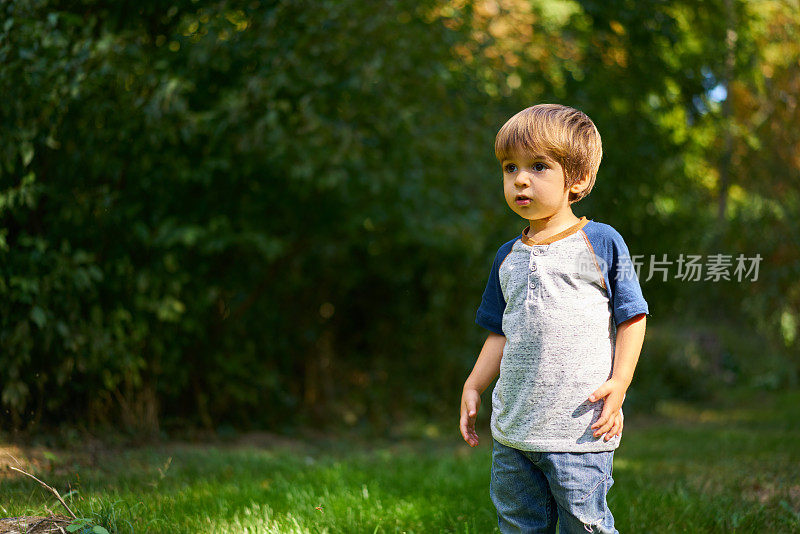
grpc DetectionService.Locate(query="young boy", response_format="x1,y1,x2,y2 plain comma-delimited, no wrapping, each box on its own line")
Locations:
459,104,648,534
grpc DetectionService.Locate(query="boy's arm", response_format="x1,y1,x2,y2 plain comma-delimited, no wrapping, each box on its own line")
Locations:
589,313,647,438
460,332,506,447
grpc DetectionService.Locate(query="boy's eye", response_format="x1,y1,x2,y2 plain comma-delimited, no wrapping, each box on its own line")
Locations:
504,163,517,173
533,162,548,172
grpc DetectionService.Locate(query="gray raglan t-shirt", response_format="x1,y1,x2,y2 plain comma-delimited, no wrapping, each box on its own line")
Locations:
476,216,649,452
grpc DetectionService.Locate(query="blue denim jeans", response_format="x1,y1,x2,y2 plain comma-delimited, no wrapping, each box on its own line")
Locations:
490,438,618,534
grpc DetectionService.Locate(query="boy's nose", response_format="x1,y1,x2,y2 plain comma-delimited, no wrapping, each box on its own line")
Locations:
514,171,532,187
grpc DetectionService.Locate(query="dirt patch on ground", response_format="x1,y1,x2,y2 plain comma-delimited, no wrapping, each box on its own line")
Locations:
0,445,52,479
0,439,112,481
0,515,72,534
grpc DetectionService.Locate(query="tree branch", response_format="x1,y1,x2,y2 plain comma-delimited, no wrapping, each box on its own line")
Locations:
7,466,78,519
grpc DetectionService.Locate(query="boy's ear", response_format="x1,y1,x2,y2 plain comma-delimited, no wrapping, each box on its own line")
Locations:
569,173,590,194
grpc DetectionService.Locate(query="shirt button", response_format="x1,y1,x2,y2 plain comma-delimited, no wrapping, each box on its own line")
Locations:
532,249,540,256
529,280,537,289
531,264,537,271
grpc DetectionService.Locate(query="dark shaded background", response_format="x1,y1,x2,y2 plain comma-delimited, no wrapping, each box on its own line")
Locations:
1,0,798,439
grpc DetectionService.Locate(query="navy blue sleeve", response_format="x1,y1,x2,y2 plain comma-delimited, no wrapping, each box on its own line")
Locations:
583,223,649,326
475,240,515,336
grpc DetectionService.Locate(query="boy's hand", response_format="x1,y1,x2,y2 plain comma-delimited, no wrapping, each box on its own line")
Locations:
601,410,624,441
588,377,628,438
460,388,481,447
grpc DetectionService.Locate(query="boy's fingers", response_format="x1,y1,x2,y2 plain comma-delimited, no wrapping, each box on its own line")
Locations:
605,416,620,441
459,416,478,447
459,407,479,446
588,383,611,403
459,392,481,446
460,408,472,431
591,416,607,432
591,405,612,429
592,406,614,435
459,415,470,441
594,418,613,438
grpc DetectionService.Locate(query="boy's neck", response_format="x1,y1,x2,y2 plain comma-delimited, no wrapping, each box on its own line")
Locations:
525,209,583,243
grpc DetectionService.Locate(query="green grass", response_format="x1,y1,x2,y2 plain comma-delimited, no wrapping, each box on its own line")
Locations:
2,388,799,533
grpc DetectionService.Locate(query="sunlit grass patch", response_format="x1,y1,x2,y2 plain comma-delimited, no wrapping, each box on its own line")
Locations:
1,389,799,533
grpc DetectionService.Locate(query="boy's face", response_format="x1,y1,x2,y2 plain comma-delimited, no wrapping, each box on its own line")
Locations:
502,149,582,222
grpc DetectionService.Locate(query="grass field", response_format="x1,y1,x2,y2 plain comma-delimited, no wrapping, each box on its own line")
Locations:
2,388,799,533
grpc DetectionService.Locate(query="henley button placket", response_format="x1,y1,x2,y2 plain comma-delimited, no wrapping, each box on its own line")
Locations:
528,245,548,299
527,247,539,298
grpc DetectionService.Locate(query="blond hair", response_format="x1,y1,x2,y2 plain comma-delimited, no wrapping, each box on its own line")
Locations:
494,104,602,204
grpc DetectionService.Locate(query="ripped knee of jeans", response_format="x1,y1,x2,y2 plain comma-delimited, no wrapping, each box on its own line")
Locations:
581,517,603,532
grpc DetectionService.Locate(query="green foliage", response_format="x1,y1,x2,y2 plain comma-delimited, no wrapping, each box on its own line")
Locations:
631,316,792,411
0,0,797,432
0,0,501,431
67,518,111,534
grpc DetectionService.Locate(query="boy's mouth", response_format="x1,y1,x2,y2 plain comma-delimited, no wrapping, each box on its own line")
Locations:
515,194,531,206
